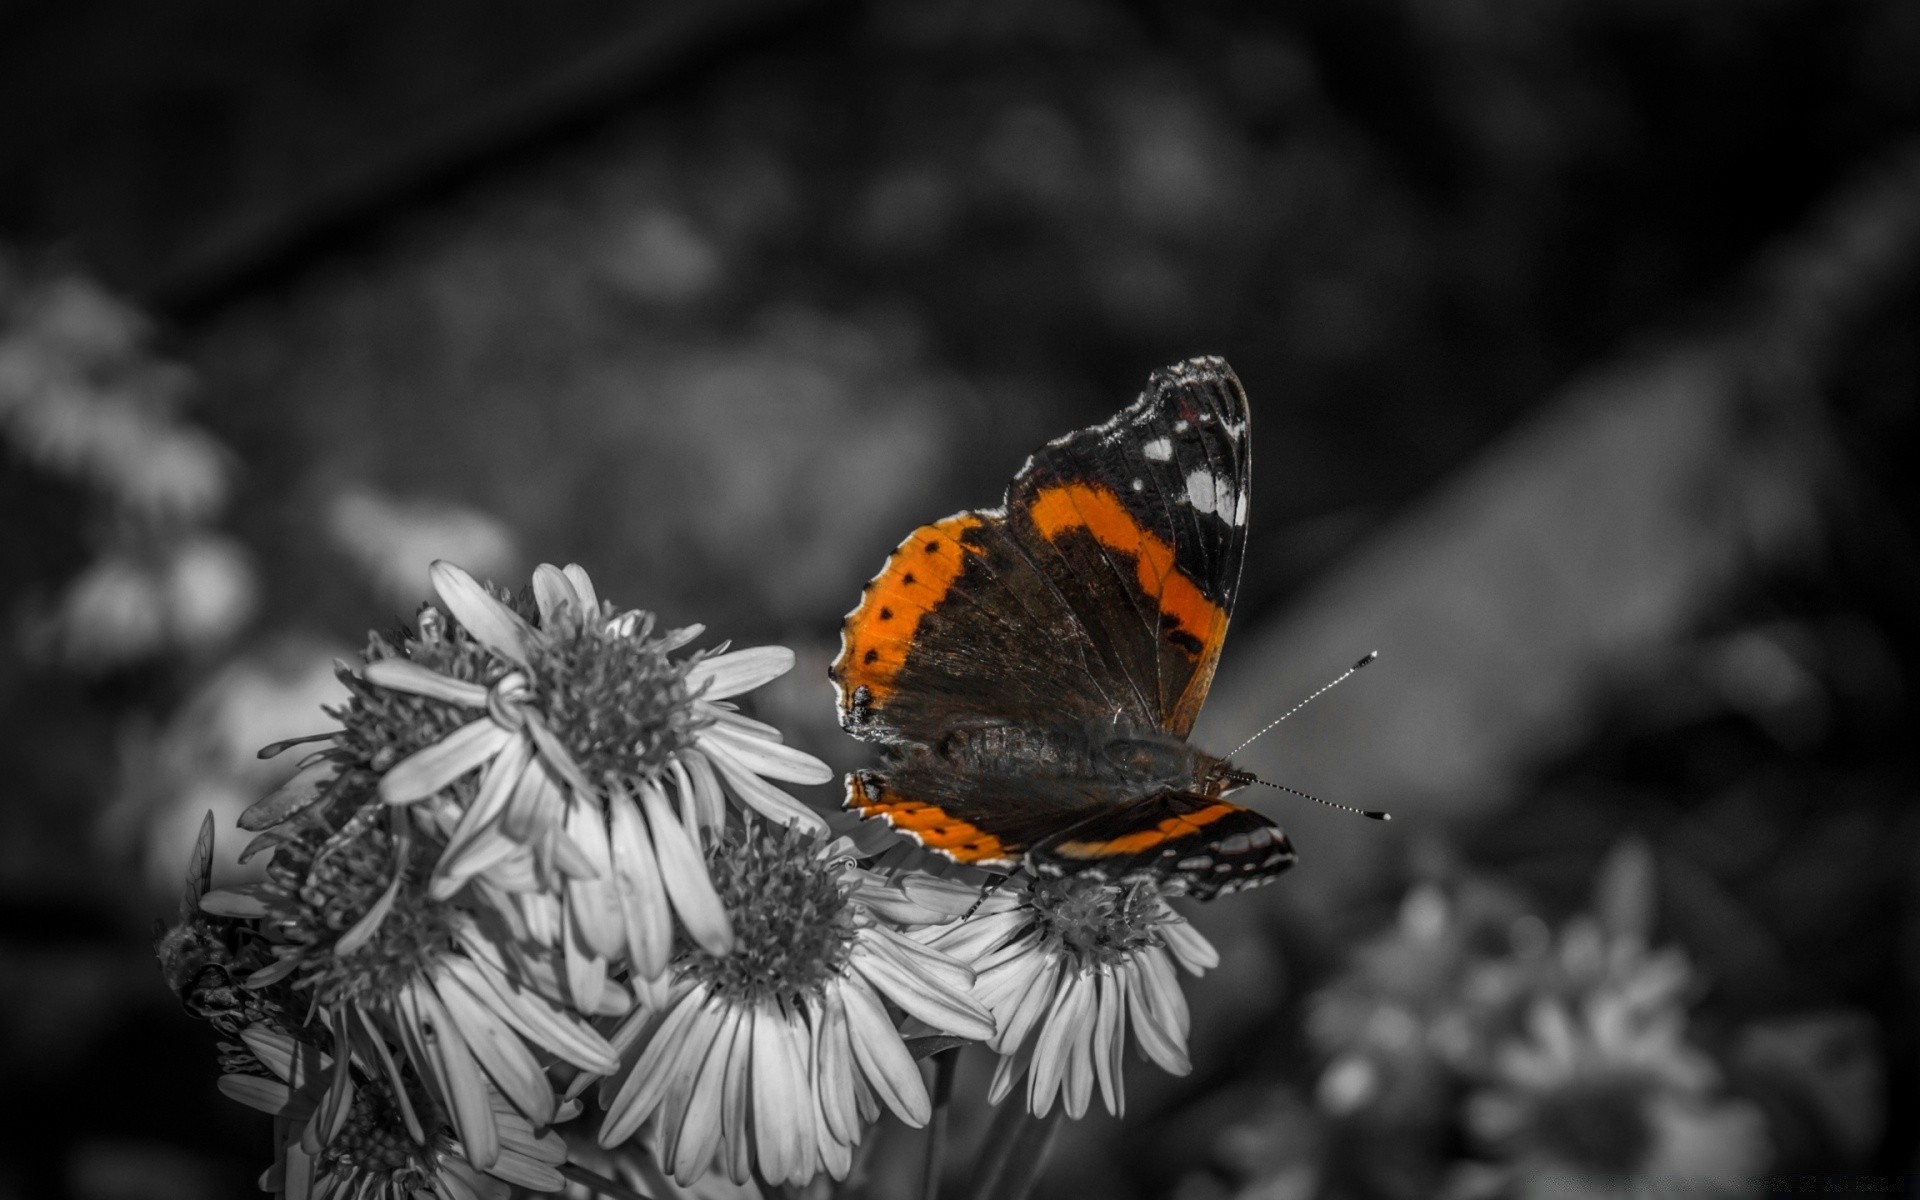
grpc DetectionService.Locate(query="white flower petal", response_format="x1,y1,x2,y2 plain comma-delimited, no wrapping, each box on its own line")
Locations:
600,985,712,1147
1138,945,1191,1039
1122,957,1190,1076
563,802,625,958
381,719,512,805
840,973,930,1127
849,940,994,1042
671,1006,741,1184
699,735,828,831
398,977,498,1169
1028,969,1092,1118
637,779,733,956
810,991,859,1146
607,787,673,979
864,923,977,992
239,1025,328,1087
199,887,269,919
993,952,1062,1057
432,967,555,1126
1156,909,1219,975
361,658,489,708
561,564,599,613
430,560,535,668
924,907,1028,963
529,564,580,627
217,1073,297,1114
502,756,562,842
676,752,727,834
683,645,795,701
751,1003,812,1182
1093,968,1127,1117
720,1001,756,1186
698,720,834,785
440,944,618,1074
562,904,608,1015
1062,978,1097,1119
656,997,723,1170
434,731,534,893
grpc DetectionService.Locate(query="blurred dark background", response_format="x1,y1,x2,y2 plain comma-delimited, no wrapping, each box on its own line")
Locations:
1,1,1915,1197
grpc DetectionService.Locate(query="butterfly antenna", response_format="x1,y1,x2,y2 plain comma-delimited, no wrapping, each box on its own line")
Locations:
1228,650,1379,758
1254,778,1391,821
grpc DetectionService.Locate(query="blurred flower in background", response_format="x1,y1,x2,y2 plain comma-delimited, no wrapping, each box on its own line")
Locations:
1,261,256,673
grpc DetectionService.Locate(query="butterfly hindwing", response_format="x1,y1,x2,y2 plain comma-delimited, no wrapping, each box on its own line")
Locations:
1031,791,1295,900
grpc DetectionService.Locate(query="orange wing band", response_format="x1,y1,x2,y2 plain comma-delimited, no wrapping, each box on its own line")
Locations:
834,513,983,713
845,774,1016,867
1027,482,1228,730
1048,801,1238,859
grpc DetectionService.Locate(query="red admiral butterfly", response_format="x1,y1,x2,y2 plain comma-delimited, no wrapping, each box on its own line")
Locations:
830,356,1297,900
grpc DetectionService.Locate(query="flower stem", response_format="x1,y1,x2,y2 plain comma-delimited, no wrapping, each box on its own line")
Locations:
922,1046,960,1200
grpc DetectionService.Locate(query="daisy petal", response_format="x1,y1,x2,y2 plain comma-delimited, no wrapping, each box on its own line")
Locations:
698,721,834,785
432,967,556,1125
1028,969,1092,1118
849,941,994,1042
529,564,580,627
433,732,534,896
441,944,618,1074
636,780,733,956
672,1006,740,1184
682,646,794,700
811,991,858,1145
1156,910,1219,974
563,802,625,958
1122,958,1190,1076
217,1074,297,1114
381,720,513,805
599,985,711,1147
430,560,535,668
840,974,930,1127
607,787,673,978
751,1003,810,1182
560,564,599,613
399,978,498,1168
362,658,489,708
1093,968,1128,1117
698,736,828,831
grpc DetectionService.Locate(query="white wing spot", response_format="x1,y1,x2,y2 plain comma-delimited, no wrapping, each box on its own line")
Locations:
1142,437,1173,461
1185,468,1234,518
1221,418,1246,441
1131,477,1145,492
1173,419,1189,433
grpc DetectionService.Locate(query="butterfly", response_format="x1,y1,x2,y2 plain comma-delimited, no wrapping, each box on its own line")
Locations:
828,356,1296,899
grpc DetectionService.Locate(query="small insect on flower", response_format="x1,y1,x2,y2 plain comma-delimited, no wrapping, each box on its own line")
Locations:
923,873,1218,1120
352,560,834,995
598,824,995,1189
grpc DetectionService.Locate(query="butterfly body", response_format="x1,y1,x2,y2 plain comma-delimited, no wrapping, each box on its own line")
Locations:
832,357,1295,899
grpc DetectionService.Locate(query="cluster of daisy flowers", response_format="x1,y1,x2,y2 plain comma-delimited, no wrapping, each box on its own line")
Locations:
155,560,1227,1199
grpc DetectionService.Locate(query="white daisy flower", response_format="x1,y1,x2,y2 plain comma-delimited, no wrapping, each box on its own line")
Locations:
217,1022,568,1199
923,873,1219,1120
597,824,995,1189
358,560,834,986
